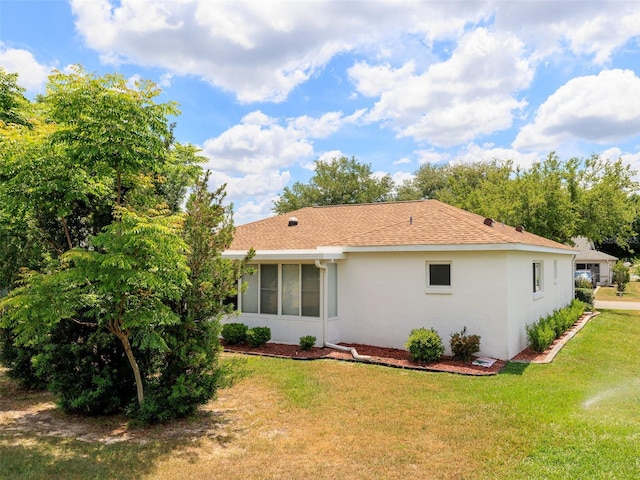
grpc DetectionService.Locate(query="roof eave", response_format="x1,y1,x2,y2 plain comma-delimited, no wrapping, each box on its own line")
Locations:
222,248,346,261
338,243,578,255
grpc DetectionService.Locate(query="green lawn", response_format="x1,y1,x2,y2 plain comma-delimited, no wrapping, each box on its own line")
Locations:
1,310,639,479
595,281,640,301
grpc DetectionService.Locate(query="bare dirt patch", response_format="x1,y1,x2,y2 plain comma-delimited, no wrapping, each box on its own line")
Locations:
0,368,238,447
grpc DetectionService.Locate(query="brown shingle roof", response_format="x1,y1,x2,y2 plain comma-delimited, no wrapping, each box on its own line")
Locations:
229,200,575,252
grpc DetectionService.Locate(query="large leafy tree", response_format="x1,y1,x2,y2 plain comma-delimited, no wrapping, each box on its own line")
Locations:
0,67,248,420
399,153,637,245
273,156,394,213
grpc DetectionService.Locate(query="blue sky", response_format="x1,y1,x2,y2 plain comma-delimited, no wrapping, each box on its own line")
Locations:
2,0,640,224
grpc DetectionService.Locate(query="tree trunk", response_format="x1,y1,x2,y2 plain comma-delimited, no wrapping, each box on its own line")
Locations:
118,333,145,406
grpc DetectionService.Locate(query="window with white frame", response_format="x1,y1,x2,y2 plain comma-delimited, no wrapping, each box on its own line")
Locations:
240,264,324,317
426,262,451,291
533,261,543,293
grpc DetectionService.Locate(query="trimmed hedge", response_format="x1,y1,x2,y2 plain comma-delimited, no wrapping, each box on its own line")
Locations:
246,326,271,347
299,335,316,351
221,323,248,345
405,328,444,363
526,300,586,352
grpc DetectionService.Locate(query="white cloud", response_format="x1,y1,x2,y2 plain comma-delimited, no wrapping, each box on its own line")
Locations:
201,110,358,175
0,45,53,92
199,111,361,223
453,143,542,171
205,169,291,225
565,8,640,65
513,69,640,150
353,28,533,147
69,0,490,103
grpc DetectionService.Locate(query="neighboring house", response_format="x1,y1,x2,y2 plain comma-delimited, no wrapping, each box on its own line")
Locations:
223,200,577,360
573,236,617,286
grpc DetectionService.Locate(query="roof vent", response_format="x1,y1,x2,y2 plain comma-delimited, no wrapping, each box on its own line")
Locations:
288,217,299,227
483,217,495,227
515,225,525,233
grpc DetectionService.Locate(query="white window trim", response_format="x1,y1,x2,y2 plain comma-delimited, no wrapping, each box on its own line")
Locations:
533,261,544,299
425,261,453,294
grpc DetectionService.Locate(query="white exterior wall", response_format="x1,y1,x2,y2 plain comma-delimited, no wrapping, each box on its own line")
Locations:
505,252,575,359
227,249,575,359
338,250,574,360
227,311,325,347
337,251,510,358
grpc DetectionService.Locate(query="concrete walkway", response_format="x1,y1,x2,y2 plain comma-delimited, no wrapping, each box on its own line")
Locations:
594,300,640,310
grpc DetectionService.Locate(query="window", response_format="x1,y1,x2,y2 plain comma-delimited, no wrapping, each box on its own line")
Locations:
426,262,451,292
533,262,542,293
553,260,558,284
301,264,320,316
239,264,325,317
260,265,278,314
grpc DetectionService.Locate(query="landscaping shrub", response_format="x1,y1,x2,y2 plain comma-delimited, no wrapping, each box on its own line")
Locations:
526,321,556,353
246,326,271,347
221,323,248,345
449,327,481,362
526,300,586,352
299,335,316,351
575,288,594,306
405,328,444,363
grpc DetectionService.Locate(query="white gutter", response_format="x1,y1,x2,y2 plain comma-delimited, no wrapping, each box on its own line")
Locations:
314,259,371,362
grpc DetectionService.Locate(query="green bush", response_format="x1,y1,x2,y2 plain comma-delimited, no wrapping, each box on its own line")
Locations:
526,300,586,352
221,323,248,345
575,277,593,289
449,327,481,362
405,328,444,363
526,321,556,352
575,288,594,305
246,326,271,348
299,335,316,351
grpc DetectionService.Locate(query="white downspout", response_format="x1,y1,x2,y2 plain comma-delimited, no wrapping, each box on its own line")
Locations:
315,259,371,362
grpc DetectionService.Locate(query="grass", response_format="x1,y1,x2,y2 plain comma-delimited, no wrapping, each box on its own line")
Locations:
595,280,640,301
1,311,640,479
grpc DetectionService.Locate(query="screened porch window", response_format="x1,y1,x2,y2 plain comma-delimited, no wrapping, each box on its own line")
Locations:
240,264,323,317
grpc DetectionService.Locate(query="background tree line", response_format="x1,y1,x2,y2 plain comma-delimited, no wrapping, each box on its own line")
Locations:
274,154,638,254
0,67,252,422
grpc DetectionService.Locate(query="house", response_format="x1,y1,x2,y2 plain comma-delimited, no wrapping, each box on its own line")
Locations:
222,200,577,360
573,236,617,286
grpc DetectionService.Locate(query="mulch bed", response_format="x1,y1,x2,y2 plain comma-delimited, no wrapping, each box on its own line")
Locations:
223,342,507,376
224,311,599,376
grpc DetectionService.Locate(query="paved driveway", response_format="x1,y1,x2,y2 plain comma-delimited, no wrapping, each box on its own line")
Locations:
594,300,640,310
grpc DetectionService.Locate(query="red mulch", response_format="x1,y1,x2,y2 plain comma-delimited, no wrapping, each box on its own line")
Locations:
223,312,596,376
223,342,507,376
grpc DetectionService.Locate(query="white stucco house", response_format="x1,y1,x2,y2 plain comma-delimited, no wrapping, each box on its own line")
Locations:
223,200,577,360
573,236,617,286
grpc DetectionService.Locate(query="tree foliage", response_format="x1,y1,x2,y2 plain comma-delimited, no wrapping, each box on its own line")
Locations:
0,67,249,421
398,153,637,244
273,156,394,214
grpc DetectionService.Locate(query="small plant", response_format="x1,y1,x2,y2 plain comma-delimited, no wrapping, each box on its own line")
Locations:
221,323,248,345
405,328,444,363
299,335,316,351
613,261,630,295
246,326,271,348
450,327,481,362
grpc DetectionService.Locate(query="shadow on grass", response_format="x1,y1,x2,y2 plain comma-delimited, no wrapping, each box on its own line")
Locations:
499,362,530,376
0,437,173,480
0,369,240,480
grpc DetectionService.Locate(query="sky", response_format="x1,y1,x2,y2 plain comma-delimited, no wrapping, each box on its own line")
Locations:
2,0,640,225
